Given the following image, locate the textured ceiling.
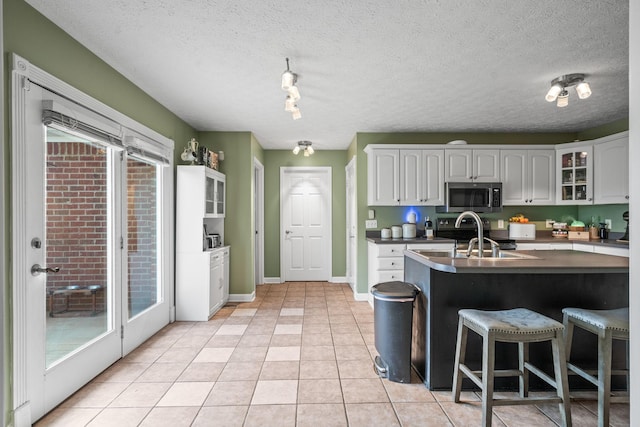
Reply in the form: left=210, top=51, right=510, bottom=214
left=24, top=0, right=629, bottom=150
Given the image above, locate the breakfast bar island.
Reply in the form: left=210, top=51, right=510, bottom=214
left=404, top=249, right=629, bottom=391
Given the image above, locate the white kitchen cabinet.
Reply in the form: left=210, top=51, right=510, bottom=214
left=399, top=149, right=445, bottom=205
left=176, top=247, right=230, bottom=321
left=556, top=144, right=593, bottom=205
left=221, top=246, right=230, bottom=304
left=367, top=241, right=455, bottom=306
left=367, top=149, right=400, bottom=205
left=367, top=242, right=405, bottom=305
left=367, top=148, right=444, bottom=206
left=177, top=165, right=225, bottom=219
left=516, top=242, right=573, bottom=250
left=593, top=133, right=629, bottom=204
left=501, top=149, right=555, bottom=205
left=445, top=149, right=500, bottom=182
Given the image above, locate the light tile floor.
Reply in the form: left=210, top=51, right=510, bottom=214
left=36, top=282, right=630, bottom=426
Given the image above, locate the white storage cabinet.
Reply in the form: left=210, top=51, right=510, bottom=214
left=444, top=149, right=500, bottom=182
left=501, top=149, right=555, bottom=205
left=593, top=132, right=629, bottom=204
left=176, top=166, right=230, bottom=321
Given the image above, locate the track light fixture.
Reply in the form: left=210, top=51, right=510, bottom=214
left=281, top=58, right=301, bottom=120
left=293, top=140, right=314, bottom=156
left=545, top=73, right=592, bottom=107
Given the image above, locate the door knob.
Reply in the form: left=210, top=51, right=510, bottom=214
left=31, top=264, right=61, bottom=276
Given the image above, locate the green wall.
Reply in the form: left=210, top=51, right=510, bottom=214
left=197, top=132, right=258, bottom=295
left=263, top=150, right=348, bottom=279
left=3, top=0, right=197, bottom=424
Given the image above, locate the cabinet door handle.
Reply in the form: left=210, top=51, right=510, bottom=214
left=626, top=195, right=630, bottom=199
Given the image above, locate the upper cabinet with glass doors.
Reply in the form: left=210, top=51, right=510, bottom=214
left=178, top=166, right=226, bottom=218
left=556, top=144, right=593, bottom=205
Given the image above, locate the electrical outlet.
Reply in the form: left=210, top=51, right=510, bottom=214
left=497, top=219, right=505, bottom=229
left=605, top=219, right=612, bottom=229
left=546, top=219, right=555, bottom=229
left=365, top=220, right=378, bottom=229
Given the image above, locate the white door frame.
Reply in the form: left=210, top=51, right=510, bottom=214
left=280, top=167, right=332, bottom=282
left=0, top=3, right=6, bottom=423
left=345, top=157, right=357, bottom=293
left=254, top=158, right=264, bottom=286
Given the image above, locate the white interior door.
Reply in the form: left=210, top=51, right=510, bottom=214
left=346, top=158, right=357, bottom=290
left=281, top=167, right=332, bottom=281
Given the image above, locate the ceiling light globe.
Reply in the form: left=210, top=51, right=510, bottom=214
left=575, top=81, right=592, bottom=99
left=288, top=85, right=300, bottom=101
left=285, top=97, right=296, bottom=112
left=292, top=109, right=302, bottom=120
left=545, top=84, right=563, bottom=102
left=303, top=149, right=310, bottom=157
left=292, top=145, right=300, bottom=155
left=281, top=71, right=295, bottom=91
left=307, top=146, right=314, bottom=155
left=556, top=90, right=569, bottom=108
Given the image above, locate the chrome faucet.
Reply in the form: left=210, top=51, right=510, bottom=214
left=455, top=211, right=485, bottom=258
left=467, top=237, right=500, bottom=258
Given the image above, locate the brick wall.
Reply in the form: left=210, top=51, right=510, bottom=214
left=127, top=158, right=158, bottom=316
left=46, top=142, right=107, bottom=314
left=45, top=143, right=160, bottom=316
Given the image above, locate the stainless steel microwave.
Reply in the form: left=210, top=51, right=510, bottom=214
left=436, top=182, right=503, bottom=213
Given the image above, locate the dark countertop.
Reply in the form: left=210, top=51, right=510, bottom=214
left=366, top=236, right=455, bottom=244
left=404, top=249, right=629, bottom=274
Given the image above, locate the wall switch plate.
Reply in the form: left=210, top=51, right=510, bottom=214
left=546, top=219, right=554, bottom=228
left=605, top=219, right=612, bottom=229
left=497, top=219, right=505, bottom=229
left=368, top=209, right=375, bottom=219
left=365, top=220, right=378, bottom=229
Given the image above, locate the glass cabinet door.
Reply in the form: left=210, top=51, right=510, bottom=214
left=205, top=175, right=215, bottom=214
left=216, top=179, right=225, bottom=216
left=559, top=149, right=590, bottom=202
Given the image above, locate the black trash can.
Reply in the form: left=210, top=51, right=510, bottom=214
left=371, top=281, right=419, bottom=383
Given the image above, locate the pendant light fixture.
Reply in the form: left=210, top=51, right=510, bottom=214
left=281, top=58, right=302, bottom=120
left=544, top=73, right=592, bottom=107
left=293, top=140, right=314, bottom=156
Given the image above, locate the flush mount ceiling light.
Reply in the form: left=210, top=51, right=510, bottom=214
left=293, top=140, right=314, bottom=156
left=545, top=73, right=592, bottom=107
left=281, top=58, right=301, bottom=120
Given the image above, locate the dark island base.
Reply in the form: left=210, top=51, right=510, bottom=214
left=405, top=256, right=629, bottom=391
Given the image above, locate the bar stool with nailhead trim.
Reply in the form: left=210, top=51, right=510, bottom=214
left=563, top=307, right=629, bottom=427
left=452, top=308, right=572, bottom=427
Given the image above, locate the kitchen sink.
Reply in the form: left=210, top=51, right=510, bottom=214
left=411, top=249, right=539, bottom=260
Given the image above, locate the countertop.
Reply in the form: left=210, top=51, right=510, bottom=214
left=366, top=234, right=628, bottom=249
left=404, top=249, right=629, bottom=274
left=366, top=236, right=455, bottom=244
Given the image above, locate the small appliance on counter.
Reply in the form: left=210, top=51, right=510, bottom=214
left=509, top=223, right=536, bottom=240
left=618, top=211, right=629, bottom=242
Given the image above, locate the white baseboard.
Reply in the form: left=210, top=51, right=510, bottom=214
left=263, top=277, right=282, bottom=284
left=353, top=292, right=369, bottom=302
left=330, top=276, right=347, bottom=283
left=229, top=292, right=255, bottom=302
